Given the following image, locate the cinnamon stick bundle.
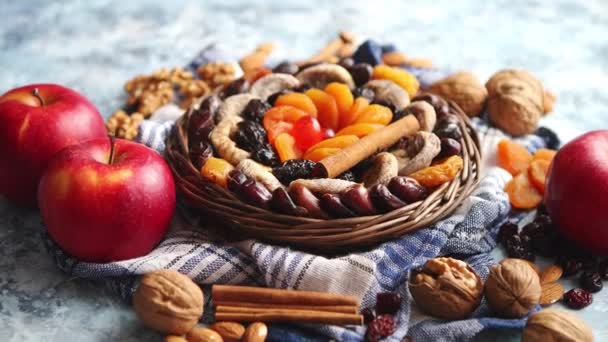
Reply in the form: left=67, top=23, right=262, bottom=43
left=212, top=285, right=359, bottom=306
left=216, top=311, right=363, bottom=326
left=215, top=302, right=358, bottom=314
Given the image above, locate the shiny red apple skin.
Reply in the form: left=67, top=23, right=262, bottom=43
left=545, top=130, right=608, bottom=256
left=0, top=83, right=106, bottom=207
left=38, top=138, right=176, bottom=262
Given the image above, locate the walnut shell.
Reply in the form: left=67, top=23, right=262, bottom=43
left=485, top=69, right=544, bottom=136
left=409, top=257, right=483, bottom=320
left=485, top=258, right=541, bottom=318
left=523, top=309, right=593, bottom=342
left=133, top=270, right=204, bottom=334
left=427, top=71, right=487, bottom=117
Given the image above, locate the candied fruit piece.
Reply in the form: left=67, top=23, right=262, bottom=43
left=336, top=123, right=384, bottom=138
left=372, top=64, right=419, bottom=97
left=324, top=82, right=354, bottom=117
left=497, top=139, right=533, bottom=176
left=263, top=105, right=308, bottom=143
left=354, top=104, right=393, bottom=125
left=303, top=147, right=341, bottom=162
left=305, top=88, right=339, bottom=131
left=409, top=155, right=464, bottom=188
left=201, top=157, right=235, bottom=187
left=305, top=135, right=359, bottom=154
left=340, top=97, right=369, bottom=129
left=274, top=132, right=303, bottom=162
left=504, top=172, right=543, bottom=209
left=274, top=92, right=318, bottom=117
left=292, top=116, right=323, bottom=151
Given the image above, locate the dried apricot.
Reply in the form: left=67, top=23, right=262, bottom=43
left=336, top=123, right=384, bottom=137
left=274, top=92, right=318, bottom=117
left=201, top=157, right=235, bottom=187
left=372, top=65, right=419, bottom=97
left=409, top=155, right=464, bottom=188
left=340, top=97, right=369, bottom=129
left=528, top=159, right=551, bottom=194
left=263, top=105, right=308, bottom=143
left=532, top=148, right=557, bottom=163
left=505, top=172, right=543, bottom=209
left=303, top=147, right=341, bottom=162
left=324, top=82, right=354, bottom=117
left=497, top=139, right=533, bottom=176
left=274, top=132, right=303, bottom=162
left=353, top=104, right=393, bottom=125
left=305, top=135, right=359, bottom=154
left=305, top=88, right=339, bottom=131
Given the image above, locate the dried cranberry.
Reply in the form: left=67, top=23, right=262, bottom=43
left=559, top=258, right=582, bottom=277
left=434, top=123, right=462, bottom=140
left=272, top=61, right=299, bottom=75
left=497, top=221, right=518, bottom=245
left=361, top=307, right=376, bottom=324
left=562, top=288, right=593, bottom=309
left=580, top=271, right=603, bottom=293
left=376, top=292, right=401, bottom=315
left=365, top=314, right=396, bottom=342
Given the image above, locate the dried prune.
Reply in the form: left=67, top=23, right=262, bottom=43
left=340, top=185, right=377, bottom=216
left=272, top=61, right=299, bottom=75
left=349, top=63, right=373, bottom=87
left=376, top=292, right=401, bottom=316
left=189, top=139, right=214, bottom=170
left=533, top=214, right=552, bottom=228
left=351, top=87, right=375, bottom=102
left=272, top=159, right=317, bottom=185
left=580, top=271, right=603, bottom=293
left=270, top=188, right=307, bottom=216
left=242, top=99, right=271, bottom=122
left=188, top=104, right=215, bottom=142
left=234, top=120, right=268, bottom=152
left=221, top=78, right=249, bottom=98
left=437, top=138, right=462, bottom=159
left=237, top=179, right=272, bottom=209
left=434, top=123, right=462, bottom=140
left=497, top=221, right=518, bottom=245
left=369, top=184, right=407, bottom=213
left=387, top=176, right=428, bottom=203
left=505, top=235, right=535, bottom=261
left=563, top=288, right=593, bottom=309
left=412, top=93, right=450, bottom=120
left=320, top=193, right=356, bottom=218
left=251, top=145, right=280, bottom=167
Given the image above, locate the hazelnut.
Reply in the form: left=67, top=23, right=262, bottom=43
left=522, top=309, right=593, bottom=342
left=485, top=258, right=541, bottom=318
left=133, top=270, right=204, bottom=335
left=408, top=257, right=483, bottom=320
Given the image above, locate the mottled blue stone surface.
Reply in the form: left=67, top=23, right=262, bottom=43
left=1, top=1, right=607, bottom=341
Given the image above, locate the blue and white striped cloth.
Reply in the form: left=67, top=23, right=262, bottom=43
left=43, top=43, right=551, bottom=341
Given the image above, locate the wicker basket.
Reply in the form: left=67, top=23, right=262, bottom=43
left=166, top=101, right=481, bottom=254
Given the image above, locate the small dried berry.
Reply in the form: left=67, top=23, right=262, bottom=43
left=222, top=78, right=249, bottom=98
left=497, top=221, right=519, bottom=245
left=242, top=99, right=271, bottom=122
left=436, top=114, right=461, bottom=127
left=251, top=145, right=280, bottom=167
left=599, top=260, right=608, bottom=280
left=272, top=159, right=317, bottom=185
left=272, top=61, right=299, bottom=75
left=579, top=271, right=603, bottom=293
left=559, top=258, right=583, bottom=277
left=534, top=126, right=561, bottom=150
left=234, top=120, right=268, bottom=152
left=580, top=256, right=601, bottom=272
left=562, top=288, right=593, bottom=309
left=437, top=137, right=462, bottom=159
left=434, top=123, right=462, bottom=140
left=533, top=214, right=552, bottom=228
left=505, top=235, right=535, bottom=261
left=352, top=87, right=375, bottom=102
left=376, top=292, right=401, bottom=316
left=361, top=308, right=376, bottom=325
left=365, top=314, right=396, bottom=342
left=350, top=63, right=373, bottom=87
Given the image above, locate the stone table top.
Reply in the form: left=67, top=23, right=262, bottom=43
left=1, top=0, right=607, bottom=341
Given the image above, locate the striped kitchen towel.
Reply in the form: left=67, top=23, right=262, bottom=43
left=43, top=41, right=557, bottom=341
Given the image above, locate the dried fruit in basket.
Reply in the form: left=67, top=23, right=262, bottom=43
left=291, top=116, right=324, bottom=151
left=497, top=139, right=533, bottom=176
left=340, top=97, right=369, bottom=129
left=372, top=64, right=419, bottom=98
left=303, top=147, right=341, bottom=162
left=504, top=172, right=543, bottom=209
left=336, top=123, right=384, bottom=138
left=353, top=104, right=393, bottom=125
left=324, top=82, right=354, bottom=117
left=201, top=157, right=235, bottom=187
left=305, top=88, right=340, bottom=130
left=409, top=155, right=464, bottom=188
left=274, top=92, right=318, bottom=117
left=306, top=135, right=359, bottom=154
left=263, top=105, right=308, bottom=143
left=274, top=132, right=303, bottom=161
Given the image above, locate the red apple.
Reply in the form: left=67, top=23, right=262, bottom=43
left=545, top=130, right=608, bottom=256
left=0, top=83, right=106, bottom=207
left=38, top=137, right=176, bottom=262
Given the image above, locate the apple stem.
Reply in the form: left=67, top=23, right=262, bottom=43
left=31, top=88, right=45, bottom=106
left=108, top=135, right=116, bottom=165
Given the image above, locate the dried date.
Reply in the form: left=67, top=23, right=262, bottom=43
left=189, top=139, right=214, bottom=170
left=320, top=193, right=356, bottom=218
left=288, top=183, right=329, bottom=219
left=237, top=179, right=272, bottom=209
left=340, top=185, right=377, bottom=216
left=369, top=184, right=407, bottom=213
left=387, top=176, right=428, bottom=203
left=270, top=188, right=307, bottom=216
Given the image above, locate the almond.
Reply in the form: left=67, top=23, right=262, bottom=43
left=243, top=322, right=268, bottom=342
left=210, top=322, right=245, bottom=342
left=186, top=327, right=223, bottom=342
left=540, top=264, right=563, bottom=284
left=382, top=52, right=408, bottom=66
left=540, top=282, right=565, bottom=306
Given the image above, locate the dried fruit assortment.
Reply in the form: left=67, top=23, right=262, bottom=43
left=183, top=51, right=469, bottom=219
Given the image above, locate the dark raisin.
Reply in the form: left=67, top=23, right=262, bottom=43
left=338, top=57, right=355, bottom=69
left=272, top=159, right=317, bottom=185
left=221, top=78, right=249, bottom=98
left=352, top=87, right=375, bottom=101
left=579, top=271, right=603, bottom=293
left=272, top=61, right=299, bottom=75
left=497, top=221, right=519, bottom=245
left=505, top=235, right=535, bottom=261
left=412, top=93, right=451, bottom=120
left=581, top=256, right=601, bottom=272
left=434, top=123, right=462, bottom=140
left=361, top=308, right=376, bottom=325
left=371, top=99, right=396, bottom=113
left=562, top=288, right=593, bottom=309
left=267, top=89, right=292, bottom=106
left=437, top=138, right=462, bottom=159
left=189, top=140, right=213, bottom=170
left=242, top=99, right=270, bottom=122
left=376, top=292, right=401, bottom=316
left=534, top=126, right=561, bottom=150
left=365, top=314, right=396, bottom=342
left=349, top=63, right=373, bottom=87
left=251, top=145, right=280, bottom=167
left=234, top=121, right=268, bottom=151
left=533, top=214, right=552, bottom=228
left=336, top=170, right=357, bottom=182
left=598, top=260, right=608, bottom=280
left=558, top=257, right=582, bottom=277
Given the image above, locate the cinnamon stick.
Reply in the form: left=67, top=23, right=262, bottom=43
left=314, top=114, right=420, bottom=178
left=212, top=285, right=359, bottom=306
left=215, top=303, right=358, bottom=314
left=215, top=310, right=363, bottom=326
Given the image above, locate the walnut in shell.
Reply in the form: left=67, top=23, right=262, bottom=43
left=409, top=257, right=483, bottom=320
left=485, top=258, right=541, bottom=318
left=427, top=71, right=487, bottom=117
left=485, top=69, right=544, bottom=136
left=522, top=309, right=593, bottom=342
left=133, top=270, right=204, bottom=334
